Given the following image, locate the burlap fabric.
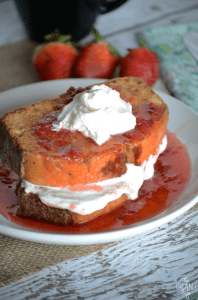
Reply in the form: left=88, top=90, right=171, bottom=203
left=0, top=40, right=113, bottom=287
left=0, top=234, right=112, bottom=287
left=0, top=40, right=39, bottom=93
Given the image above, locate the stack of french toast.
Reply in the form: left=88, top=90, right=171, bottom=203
left=0, top=77, right=169, bottom=224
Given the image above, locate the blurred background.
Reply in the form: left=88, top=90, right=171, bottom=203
left=1, top=0, right=198, bottom=55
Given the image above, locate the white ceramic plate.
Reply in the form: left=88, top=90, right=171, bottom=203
left=0, top=79, right=198, bottom=245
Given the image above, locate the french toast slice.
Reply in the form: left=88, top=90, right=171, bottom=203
left=16, top=181, right=128, bottom=224
left=0, top=77, right=169, bottom=189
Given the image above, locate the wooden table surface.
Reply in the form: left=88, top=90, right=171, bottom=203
left=0, top=0, right=198, bottom=299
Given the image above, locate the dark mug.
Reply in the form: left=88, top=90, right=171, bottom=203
left=14, top=0, right=128, bottom=42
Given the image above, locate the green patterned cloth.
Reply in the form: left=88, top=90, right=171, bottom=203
left=179, top=290, right=198, bottom=300
left=136, top=23, right=198, bottom=113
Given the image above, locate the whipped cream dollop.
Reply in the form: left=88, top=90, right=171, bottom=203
left=22, top=136, right=167, bottom=215
left=52, top=84, right=136, bottom=145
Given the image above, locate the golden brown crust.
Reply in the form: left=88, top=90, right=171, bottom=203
left=16, top=182, right=73, bottom=224
left=98, top=76, right=163, bottom=105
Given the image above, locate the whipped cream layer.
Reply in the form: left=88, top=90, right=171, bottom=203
left=22, top=136, right=167, bottom=215
left=52, top=84, right=136, bottom=145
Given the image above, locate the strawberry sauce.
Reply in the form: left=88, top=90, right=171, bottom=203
left=0, top=131, right=191, bottom=234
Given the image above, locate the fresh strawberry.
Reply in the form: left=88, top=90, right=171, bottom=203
left=74, top=29, right=120, bottom=78
left=119, top=47, right=160, bottom=86
left=32, top=31, right=78, bottom=81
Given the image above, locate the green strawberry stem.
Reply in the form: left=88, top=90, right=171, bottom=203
left=44, top=29, right=71, bottom=43
left=139, top=40, right=147, bottom=48
left=93, top=28, right=119, bottom=57
left=44, top=29, right=82, bottom=51
left=93, top=28, right=106, bottom=42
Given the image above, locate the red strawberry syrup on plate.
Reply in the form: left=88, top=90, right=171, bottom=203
left=0, top=131, right=191, bottom=234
